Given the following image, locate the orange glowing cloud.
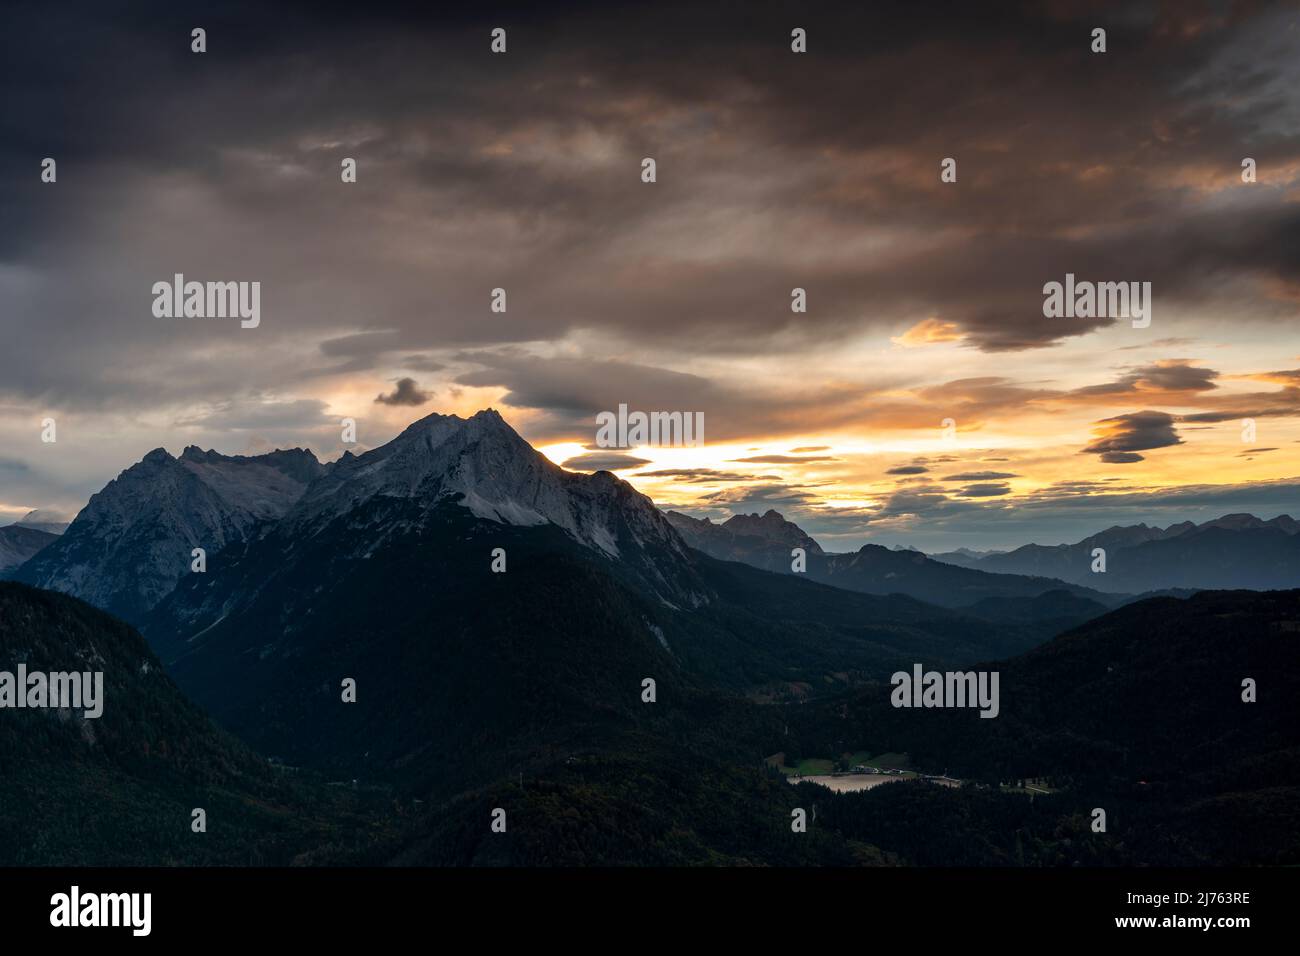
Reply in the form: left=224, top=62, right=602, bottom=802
left=891, top=318, right=965, bottom=348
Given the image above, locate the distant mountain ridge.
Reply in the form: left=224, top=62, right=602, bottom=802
left=13, top=445, right=326, bottom=623
left=663, top=509, right=823, bottom=574
left=12, top=509, right=70, bottom=535
left=930, top=513, right=1300, bottom=592
left=667, top=507, right=1300, bottom=596
left=0, top=524, right=59, bottom=573
left=665, top=508, right=1118, bottom=615
left=0, top=510, right=67, bottom=574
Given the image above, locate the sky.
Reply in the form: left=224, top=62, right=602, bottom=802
left=2, top=0, right=1299, bottom=552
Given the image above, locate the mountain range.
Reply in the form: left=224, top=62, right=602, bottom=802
left=667, top=507, right=1300, bottom=599
left=928, top=514, right=1300, bottom=591
left=139, top=411, right=1043, bottom=792
left=4, top=408, right=1299, bottom=865
left=16, top=424, right=1296, bottom=627
left=666, top=509, right=1120, bottom=640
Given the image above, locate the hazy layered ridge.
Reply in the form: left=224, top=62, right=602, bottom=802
left=0, top=524, right=58, bottom=573
left=931, top=514, right=1300, bottom=591
left=666, top=508, right=1120, bottom=624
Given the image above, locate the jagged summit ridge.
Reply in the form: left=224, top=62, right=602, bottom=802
left=721, top=509, right=825, bottom=554
left=291, top=408, right=690, bottom=563
left=15, top=410, right=712, bottom=618
left=14, top=444, right=325, bottom=622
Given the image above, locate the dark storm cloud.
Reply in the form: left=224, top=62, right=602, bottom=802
left=453, top=354, right=716, bottom=422
left=2, top=0, right=1299, bottom=418
left=311, top=332, right=448, bottom=378
left=452, top=351, right=884, bottom=441
left=1073, top=361, right=1219, bottom=397
left=374, top=377, right=432, bottom=406
left=1081, top=409, right=1183, bottom=463
left=885, top=465, right=929, bottom=475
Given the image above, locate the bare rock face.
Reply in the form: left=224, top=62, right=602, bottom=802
left=13, top=446, right=324, bottom=623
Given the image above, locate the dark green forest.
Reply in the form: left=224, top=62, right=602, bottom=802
left=5, top=574, right=1298, bottom=866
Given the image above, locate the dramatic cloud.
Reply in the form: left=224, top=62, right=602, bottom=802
left=1082, top=410, right=1183, bottom=463
left=2, top=0, right=1298, bottom=549
left=4, top=0, right=1299, bottom=414
left=375, top=378, right=432, bottom=407
left=891, top=319, right=964, bottom=348
left=1073, top=361, right=1219, bottom=397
